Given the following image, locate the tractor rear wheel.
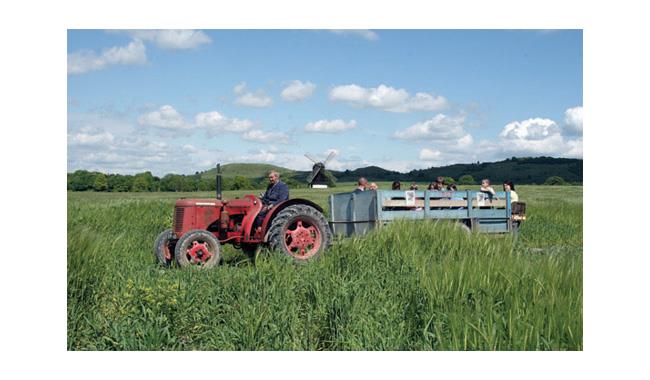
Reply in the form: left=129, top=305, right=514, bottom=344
left=174, top=229, right=221, bottom=269
left=267, top=205, right=331, bottom=261
left=154, top=229, right=177, bottom=267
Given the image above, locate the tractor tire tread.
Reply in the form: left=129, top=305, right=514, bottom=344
left=267, top=205, right=331, bottom=261
left=174, top=229, right=221, bottom=269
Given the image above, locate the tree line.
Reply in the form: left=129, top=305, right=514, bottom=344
left=67, top=170, right=304, bottom=192
left=68, top=169, right=572, bottom=193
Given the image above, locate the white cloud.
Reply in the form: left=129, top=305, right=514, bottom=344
left=233, top=82, right=247, bottom=95
left=120, top=30, right=211, bottom=49
left=281, top=80, right=316, bottom=101
left=394, top=114, right=468, bottom=141
left=329, top=30, right=379, bottom=41
left=68, top=39, right=147, bottom=75
left=495, top=117, right=583, bottom=158
left=329, top=84, right=448, bottom=112
left=137, top=105, right=190, bottom=130
left=194, top=111, right=253, bottom=133
left=500, top=118, right=560, bottom=140
left=234, top=91, right=273, bottom=108
left=304, top=119, right=357, bottom=133
left=68, top=131, right=115, bottom=146
left=242, top=130, right=290, bottom=144
left=418, top=148, right=442, bottom=161
left=564, top=106, right=583, bottom=135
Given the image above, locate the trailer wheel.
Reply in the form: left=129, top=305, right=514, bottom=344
left=456, top=222, right=471, bottom=234
left=267, top=205, right=331, bottom=261
left=174, top=229, right=221, bottom=269
left=154, top=229, right=177, bottom=267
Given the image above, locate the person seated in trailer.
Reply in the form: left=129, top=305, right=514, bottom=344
left=428, top=181, right=443, bottom=190
left=480, top=178, right=497, bottom=200
left=255, top=170, right=290, bottom=228
left=502, top=180, right=519, bottom=203
left=354, top=177, right=368, bottom=193
left=436, top=176, right=445, bottom=188
left=409, top=182, right=419, bottom=190
left=447, top=183, right=464, bottom=200
left=391, top=180, right=401, bottom=190
left=369, top=182, right=378, bottom=190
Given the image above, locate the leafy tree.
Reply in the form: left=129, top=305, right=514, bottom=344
left=160, top=174, right=184, bottom=192
left=544, top=176, right=567, bottom=185
left=324, top=171, right=337, bottom=187
left=231, top=176, right=254, bottom=190
left=198, top=178, right=216, bottom=191
left=443, top=176, right=455, bottom=185
left=132, top=176, right=149, bottom=192
left=458, top=175, right=475, bottom=185
left=283, top=177, right=301, bottom=189
left=93, top=173, right=108, bottom=191
left=68, top=170, right=94, bottom=191
left=108, top=174, right=132, bottom=192
left=132, top=172, right=155, bottom=192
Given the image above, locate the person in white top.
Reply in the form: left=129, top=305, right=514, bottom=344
left=502, top=180, right=519, bottom=203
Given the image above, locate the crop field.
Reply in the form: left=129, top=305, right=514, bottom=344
left=68, top=184, right=582, bottom=350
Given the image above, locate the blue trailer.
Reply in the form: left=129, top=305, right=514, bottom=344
left=328, top=189, right=525, bottom=237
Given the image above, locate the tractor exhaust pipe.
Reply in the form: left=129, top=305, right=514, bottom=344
left=216, top=163, right=222, bottom=200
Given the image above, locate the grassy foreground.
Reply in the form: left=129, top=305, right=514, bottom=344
left=67, top=184, right=582, bottom=350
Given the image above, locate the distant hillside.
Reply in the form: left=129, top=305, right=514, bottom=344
left=199, top=157, right=582, bottom=185
left=404, top=157, right=582, bottom=185
left=200, top=163, right=296, bottom=180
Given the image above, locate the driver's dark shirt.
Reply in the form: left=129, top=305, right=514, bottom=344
left=261, top=181, right=289, bottom=206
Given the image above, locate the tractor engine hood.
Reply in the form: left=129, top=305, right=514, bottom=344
left=175, top=199, right=224, bottom=208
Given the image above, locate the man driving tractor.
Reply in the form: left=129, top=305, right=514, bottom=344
left=256, top=170, right=289, bottom=227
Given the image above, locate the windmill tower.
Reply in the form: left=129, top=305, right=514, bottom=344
left=305, top=151, right=337, bottom=188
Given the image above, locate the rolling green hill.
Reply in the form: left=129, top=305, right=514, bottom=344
left=198, top=157, right=582, bottom=185
left=200, top=163, right=296, bottom=180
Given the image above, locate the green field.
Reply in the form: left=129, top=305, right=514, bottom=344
left=67, top=184, right=582, bottom=350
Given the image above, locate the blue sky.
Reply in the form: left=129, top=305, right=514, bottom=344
left=67, top=29, right=582, bottom=175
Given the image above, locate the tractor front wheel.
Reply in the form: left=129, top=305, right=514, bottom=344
left=267, top=205, right=331, bottom=261
left=154, top=229, right=177, bottom=267
left=174, top=229, right=221, bottom=269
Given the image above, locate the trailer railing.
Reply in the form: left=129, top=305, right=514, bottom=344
left=329, top=190, right=514, bottom=237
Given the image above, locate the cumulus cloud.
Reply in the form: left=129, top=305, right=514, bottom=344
left=242, top=130, right=290, bottom=144
left=418, top=148, right=442, bottom=161
left=564, top=106, right=583, bottom=135
left=137, top=105, right=190, bottom=130
left=394, top=114, right=468, bottom=141
left=329, top=30, right=379, bottom=41
left=122, top=30, right=212, bottom=49
left=68, top=131, right=115, bottom=146
left=500, top=118, right=560, bottom=140
left=329, top=84, right=448, bottom=112
left=137, top=106, right=256, bottom=137
left=281, top=80, right=316, bottom=101
left=235, top=92, right=273, bottom=108
left=232, top=83, right=273, bottom=108
left=68, top=39, right=147, bottom=75
left=496, top=117, right=582, bottom=157
left=194, top=111, right=253, bottom=133
left=304, top=119, right=357, bottom=133
left=233, top=82, right=247, bottom=95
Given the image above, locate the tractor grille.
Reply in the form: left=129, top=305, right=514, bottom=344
left=174, top=207, right=185, bottom=234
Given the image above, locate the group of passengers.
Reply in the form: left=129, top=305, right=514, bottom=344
left=354, top=176, right=519, bottom=203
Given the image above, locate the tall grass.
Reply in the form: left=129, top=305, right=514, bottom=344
left=67, top=186, right=582, bottom=350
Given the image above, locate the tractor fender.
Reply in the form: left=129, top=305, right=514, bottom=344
left=261, top=198, right=324, bottom=242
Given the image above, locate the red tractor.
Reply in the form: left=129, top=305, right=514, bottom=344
left=154, top=165, right=332, bottom=268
